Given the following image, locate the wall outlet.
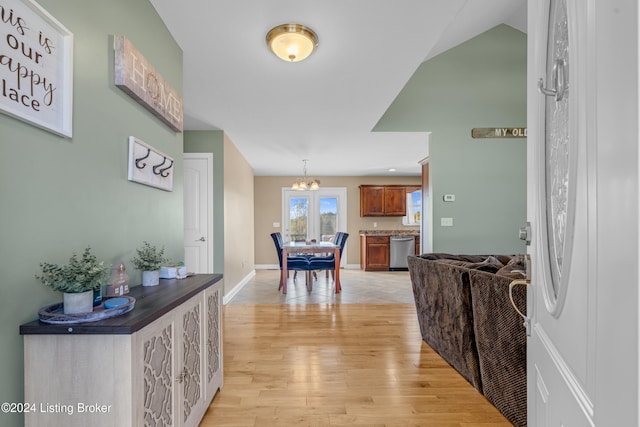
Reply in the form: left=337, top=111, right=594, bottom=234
left=273, top=222, right=280, bottom=228
left=443, top=194, right=455, bottom=202
left=373, top=222, right=377, bottom=228
left=441, top=217, right=453, bottom=227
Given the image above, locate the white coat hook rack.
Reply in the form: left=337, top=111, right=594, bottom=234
left=128, top=136, right=174, bottom=191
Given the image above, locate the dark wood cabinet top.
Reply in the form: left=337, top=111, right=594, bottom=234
left=19, top=274, right=223, bottom=336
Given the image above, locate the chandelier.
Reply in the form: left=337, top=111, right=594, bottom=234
left=292, top=159, right=320, bottom=190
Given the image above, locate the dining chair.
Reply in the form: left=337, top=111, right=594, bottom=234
left=308, top=232, right=349, bottom=283
left=298, top=232, right=341, bottom=279
left=270, top=232, right=310, bottom=291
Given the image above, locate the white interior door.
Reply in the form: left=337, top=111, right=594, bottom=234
left=525, top=1, right=638, bottom=425
left=183, top=153, right=213, bottom=273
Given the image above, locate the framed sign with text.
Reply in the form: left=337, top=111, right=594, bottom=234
left=0, top=0, right=74, bottom=137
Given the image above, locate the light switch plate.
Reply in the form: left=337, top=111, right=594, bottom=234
left=273, top=222, right=280, bottom=228
left=441, top=217, right=453, bottom=227
left=443, top=194, right=455, bottom=202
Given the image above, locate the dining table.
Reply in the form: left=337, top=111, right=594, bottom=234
left=280, top=241, right=341, bottom=294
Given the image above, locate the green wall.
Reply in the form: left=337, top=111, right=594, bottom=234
left=375, top=25, right=527, bottom=254
left=183, top=130, right=226, bottom=274
left=0, top=1, right=183, bottom=425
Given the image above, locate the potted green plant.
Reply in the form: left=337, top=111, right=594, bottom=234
left=36, top=247, right=109, bottom=314
left=131, top=241, right=168, bottom=286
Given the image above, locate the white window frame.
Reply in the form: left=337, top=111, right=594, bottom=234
left=282, top=187, right=348, bottom=261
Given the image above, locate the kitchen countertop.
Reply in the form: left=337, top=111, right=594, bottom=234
left=360, top=230, right=420, bottom=236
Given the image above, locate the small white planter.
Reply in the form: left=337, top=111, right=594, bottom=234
left=142, top=270, right=160, bottom=287
left=63, top=290, right=94, bottom=314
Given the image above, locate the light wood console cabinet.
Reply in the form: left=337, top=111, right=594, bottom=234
left=20, top=274, right=223, bottom=427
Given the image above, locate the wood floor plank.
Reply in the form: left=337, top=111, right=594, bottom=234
left=199, top=303, right=513, bottom=426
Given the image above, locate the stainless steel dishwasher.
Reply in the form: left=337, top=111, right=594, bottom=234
left=389, top=235, right=415, bottom=270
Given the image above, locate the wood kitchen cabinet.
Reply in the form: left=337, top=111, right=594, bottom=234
left=359, top=185, right=407, bottom=217
left=360, top=235, right=390, bottom=271
left=20, top=275, right=223, bottom=427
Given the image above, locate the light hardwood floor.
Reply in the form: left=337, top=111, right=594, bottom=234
left=200, top=270, right=512, bottom=426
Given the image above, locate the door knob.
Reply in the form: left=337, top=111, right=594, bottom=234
left=196, top=237, right=206, bottom=242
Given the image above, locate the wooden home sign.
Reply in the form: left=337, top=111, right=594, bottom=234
left=472, top=127, right=527, bottom=139
left=114, top=35, right=183, bottom=132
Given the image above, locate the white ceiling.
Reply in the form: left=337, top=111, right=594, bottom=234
left=149, top=0, right=527, bottom=177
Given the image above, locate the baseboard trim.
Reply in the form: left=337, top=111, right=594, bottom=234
left=256, top=264, right=362, bottom=270
left=223, top=270, right=256, bottom=304
left=255, top=264, right=279, bottom=270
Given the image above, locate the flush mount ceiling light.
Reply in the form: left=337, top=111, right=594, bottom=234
left=292, top=159, right=320, bottom=190
left=266, top=23, right=318, bottom=62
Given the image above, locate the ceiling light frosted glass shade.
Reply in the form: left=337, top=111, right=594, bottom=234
left=266, top=24, right=318, bottom=62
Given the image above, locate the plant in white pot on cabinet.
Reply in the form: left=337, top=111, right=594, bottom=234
left=131, top=241, right=168, bottom=286
left=36, top=247, right=109, bottom=314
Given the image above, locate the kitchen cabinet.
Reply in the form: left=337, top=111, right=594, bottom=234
left=359, top=185, right=409, bottom=217
left=20, top=274, right=223, bottom=427
left=360, top=185, right=385, bottom=216
left=360, top=235, right=390, bottom=271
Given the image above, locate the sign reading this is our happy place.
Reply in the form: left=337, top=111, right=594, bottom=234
left=0, top=0, right=74, bottom=137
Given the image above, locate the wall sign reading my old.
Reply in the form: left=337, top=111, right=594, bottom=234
left=471, top=128, right=527, bottom=139
left=114, top=35, right=183, bottom=132
left=0, top=0, right=73, bottom=137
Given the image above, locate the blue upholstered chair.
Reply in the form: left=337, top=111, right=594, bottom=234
left=308, top=232, right=349, bottom=282
left=270, top=232, right=311, bottom=290
left=295, top=232, right=340, bottom=278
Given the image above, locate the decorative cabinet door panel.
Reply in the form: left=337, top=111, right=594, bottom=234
left=204, top=284, right=223, bottom=402
left=179, top=295, right=204, bottom=427
left=133, top=293, right=209, bottom=427
left=135, top=313, right=177, bottom=427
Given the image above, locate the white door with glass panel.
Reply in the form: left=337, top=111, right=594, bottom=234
left=524, top=1, right=637, bottom=426
left=282, top=187, right=347, bottom=262
left=525, top=0, right=592, bottom=424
